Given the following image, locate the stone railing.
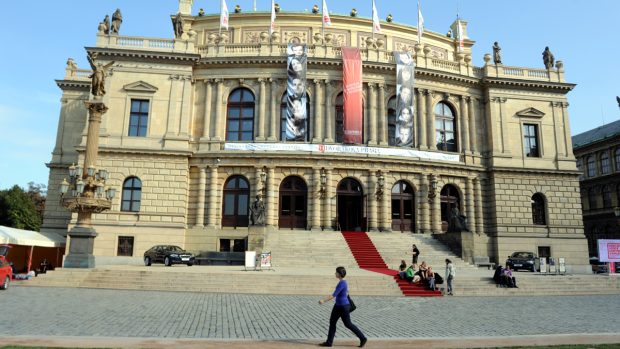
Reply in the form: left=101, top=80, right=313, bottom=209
left=64, top=68, right=91, bottom=80
left=92, top=33, right=566, bottom=84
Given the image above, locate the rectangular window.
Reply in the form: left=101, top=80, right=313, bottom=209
left=219, top=239, right=246, bottom=252
left=117, top=236, right=134, bottom=256
left=219, top=239, right=231, bottom=252
left=128, top=99, right=149, bottom=137
left=523, top=124, right=539, bottom=157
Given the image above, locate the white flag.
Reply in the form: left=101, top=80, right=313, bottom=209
left=457, top=19, right=464, bottom=52
left=220, top=0, right=229, bottom=30
left=322, top=0, right=332, bottom=26
left=270, top=0, right=277, bottom=35
left=372, top=0, right=382, bottom=34
left=417, top=0, right=424, bottom=43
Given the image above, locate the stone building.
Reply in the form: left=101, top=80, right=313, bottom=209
left=42, top=1, right=589, bottom=271
left=573, top=120, right=620, bottom=257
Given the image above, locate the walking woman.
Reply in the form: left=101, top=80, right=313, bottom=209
left=318, top=266, right=367, bottom=347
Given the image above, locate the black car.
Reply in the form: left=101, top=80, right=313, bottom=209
left=506, top=251, right=537, bottom=272
left=144, top=245, right=195, bottom=267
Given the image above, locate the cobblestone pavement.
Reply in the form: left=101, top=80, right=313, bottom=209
left=1, top=287, right=619, bottom=341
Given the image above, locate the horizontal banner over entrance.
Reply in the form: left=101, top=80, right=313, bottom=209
left=224, top=143, right=460, bottom=162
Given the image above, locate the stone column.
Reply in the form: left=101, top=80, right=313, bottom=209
left=368, top=171, right=378, bottom=231
left=195, top=166, right=206, bottom=227
left=368, top=83, right=377, bottom=145
left=468, top=97, right=477, bottom=153
left=207, top=166, right=218, bottom=228
left=165, top=76, right=180, bottom=137
left=561, top=102, right=573, bottom=157
left=324, top=80, right=334, bottom=143
left=213, top=79, right=224, bottom=141
left=417, top=89, right=427, bottom=150
left=312, top=168, right=321, bottom=229
left=474, top=178, right=483, bottom=234
left=419, top=173, right=430, bottom=233
left=378, top=84, right=387, bottom=145
left=268, top=79, right=278, bottom=141
left=202, top=79, right=212, bottom=140
left=465, top=177, right=475, bottom=233
left=267, top=167, right=277, bottom=227
left=431, top=178, right=442, bottom=233
left=426, top=91, right=436, bottom=150
left=381, top=175, right=391, bottom=232
left=459, top=96, right=470, bottom=154
left=324, top=169, right=334, bottom=229
left=313, top=79, right=323, bottom=142
left=257, top=78, right=267, bottom=141
left=179, top=76, right=192, bottom=137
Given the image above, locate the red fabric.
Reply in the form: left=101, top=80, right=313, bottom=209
left=342, top=48, right=363, bottom=144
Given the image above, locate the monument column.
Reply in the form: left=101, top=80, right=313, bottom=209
left=380, top=171, right=391, bottom=232
left=459, top=96, right=470, bottom=154
left=207, top=166, right=219, bottom=228
left=419, top=173, right=430, bottom=233
left=325, top=169, right=334, bottom=229
left=474, top=177, right=483, bottom=234
left=213, top=79, right=224, bottom=141
left=313, top=79, right=323, bottom=142
left=368, top=170, right=378, bottom=232
left=257, top=78, right=267, bottom=141
left=201, top=79, right=212, bottom=140
left=268, top=78, right=278, bottom=141
left=312, top=168, right=321, bottom=229
left=468, top=97, right=477, bottom=153
left=324, top=80, right=334, bottom=143
left=368, top=83, right=377, bottom=145
left=465, top=177, right=475, bottom=233
left=378, top=84, right=387, bottom=145
left=426, top=91, right=436, bottom=150
left=417, top=89, right=427, bottom=150
left=267, top=167, right=277, bottom=227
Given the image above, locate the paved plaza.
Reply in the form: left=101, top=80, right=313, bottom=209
left=1, top=286, right=620, bottom=348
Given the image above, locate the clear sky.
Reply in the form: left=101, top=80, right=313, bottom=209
left=0, top=0, right=618, bottom=190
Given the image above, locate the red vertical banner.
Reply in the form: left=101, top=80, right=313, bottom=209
left=342, top=47, right=363, bottom=144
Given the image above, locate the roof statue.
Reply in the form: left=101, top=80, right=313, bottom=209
left=87, top=53, right=115, bottom=98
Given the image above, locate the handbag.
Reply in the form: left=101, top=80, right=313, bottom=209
left=347, top=295, right=357, bottom=312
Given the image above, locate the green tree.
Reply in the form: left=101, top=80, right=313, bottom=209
left=0, top=185, right=43, bottom=231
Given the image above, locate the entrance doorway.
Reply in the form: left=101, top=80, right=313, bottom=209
left=278, top=176, right=308, bottom=229
left=391, top=181, right=415, bottom=232
left=337, top=178, right=364, bottom=231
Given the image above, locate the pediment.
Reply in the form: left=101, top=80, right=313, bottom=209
left=123, top=81, right=158, bottom=93
left=516, top=107, right=545, bottom=118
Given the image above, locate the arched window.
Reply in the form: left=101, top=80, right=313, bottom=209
left=280, top=93, right=311, bottom=141
left=387, top=96, right=397, bottom=146
left=602, top=185, right=612, bottom=208
left=435, top=102, right=457, bottom=152
left=121, top=177, right=142, bottom=212
left=615, top=149, right=620, bottom=172
left=587, top=156, right=596, bottom=177
left=226, top=88, right=255, bottom=141
left=531, top=193, right=546, bottom=225
left=588, top=188, right=597, bottom=210
left=601, top=152, right=610, bottom=175
left=335, top=92, right=364, bottom=144
left=222, top=176, right=250, bottom=227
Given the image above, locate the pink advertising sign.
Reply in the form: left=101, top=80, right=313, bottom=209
left=597, top=239, right=620, bottom=262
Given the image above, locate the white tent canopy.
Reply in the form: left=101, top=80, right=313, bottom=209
left=0, top=225, right=66, bottom=248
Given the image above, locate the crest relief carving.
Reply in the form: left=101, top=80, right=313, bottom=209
left=282, top=29, right=310, bottom=44
left=242, top=30, right=264, bottom=44
left=322, top=30, right=349, bottom=47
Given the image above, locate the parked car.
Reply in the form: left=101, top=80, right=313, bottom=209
left=0, top=245, right=13, bottom=290
left=506, top=251, right=538, bottom=272
left=589, top=257, right=608, bottom=274
left=144, top=245, right=195, bottom=267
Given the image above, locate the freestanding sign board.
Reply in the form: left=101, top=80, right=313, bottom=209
left=539, top=257, right=547, bottom=273
left=244, top=251, right=256, bottom=271
left=549, top=257, right=557, bottom=273
left=558, top=257, right=566, bottom=274
left=260, top=251, right=272, bottom=270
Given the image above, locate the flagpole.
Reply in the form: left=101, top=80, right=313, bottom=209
left=219, top=0, right=222, bottom=35
left=371, top=0, right=375, bottom=41
left=417, top=0, right=421, bottom=44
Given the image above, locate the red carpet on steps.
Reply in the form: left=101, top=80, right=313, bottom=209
left=342, top=231, right=442, bottom=297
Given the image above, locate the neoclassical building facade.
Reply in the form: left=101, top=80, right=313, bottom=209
left=42, top=2, right=589, bottom=271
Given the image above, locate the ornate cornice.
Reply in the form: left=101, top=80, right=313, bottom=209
left=482, top=77, right=575, bottom=92
left=86, top=47, right=200, bottom=64
left=55, top=79, right=90, bottom=91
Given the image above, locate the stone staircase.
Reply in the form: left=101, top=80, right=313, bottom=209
left=263, top=230, right=358, bottom=268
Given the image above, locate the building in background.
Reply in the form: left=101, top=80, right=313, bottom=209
left=573, top=120, right=620, bottom=257
left=41, top=1, right=589, bottom=271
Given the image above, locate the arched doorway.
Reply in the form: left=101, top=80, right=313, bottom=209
left=440, top=184, right=460, bottom=232
left=278, top=176, right=308, bottom=229
left=391, top=181, right=415, bottom=232
left=222, top=176, right=250, bottom=228
left=337, top=178, right=364, bottom=231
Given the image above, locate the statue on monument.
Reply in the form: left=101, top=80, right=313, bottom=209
left=249, top=195, right=266, bottom=226
left=542, top=46, right=555, bottom=70
left=448, top=206, right=470, bottom=233
left=99, top=15, right=110, bottom=34
left=173, top=12, right=184, bottom=39
left=111, top=9, right=123, bottom=34
left=492, top=42, right=502, bottom=64
left=87, top=53, right=115, bottom=98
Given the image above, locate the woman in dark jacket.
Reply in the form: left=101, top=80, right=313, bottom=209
left=411, top=244, right=420, bottom=264
left=318, top=266, right=367, bottom=347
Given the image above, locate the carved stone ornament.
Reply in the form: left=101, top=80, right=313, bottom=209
left=516, top=107, right=545, bottom=118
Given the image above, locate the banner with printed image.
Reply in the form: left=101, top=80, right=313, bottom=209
left=342, top=47, right=363, bottom=144
left=394, top=51, right=415, bottom=147
left=285, top=43, right=308, bottom=141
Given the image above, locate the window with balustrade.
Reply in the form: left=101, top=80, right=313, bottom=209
left=226, top=88, right=255, bottom=141
left=435, top=102, right=457, bottom=152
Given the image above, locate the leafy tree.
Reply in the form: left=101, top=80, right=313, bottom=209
left=0, top=184, right=43, bottom=231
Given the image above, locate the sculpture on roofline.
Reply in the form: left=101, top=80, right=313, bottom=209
left=542, top=46, right=554, bottom=70
left=492, top=42, right=502, bottom=64
left=87, top=53, right=115, bottom=98
left=111, top=9, right=123, bottom=34
left=173, top=12, right=184, bottom=38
